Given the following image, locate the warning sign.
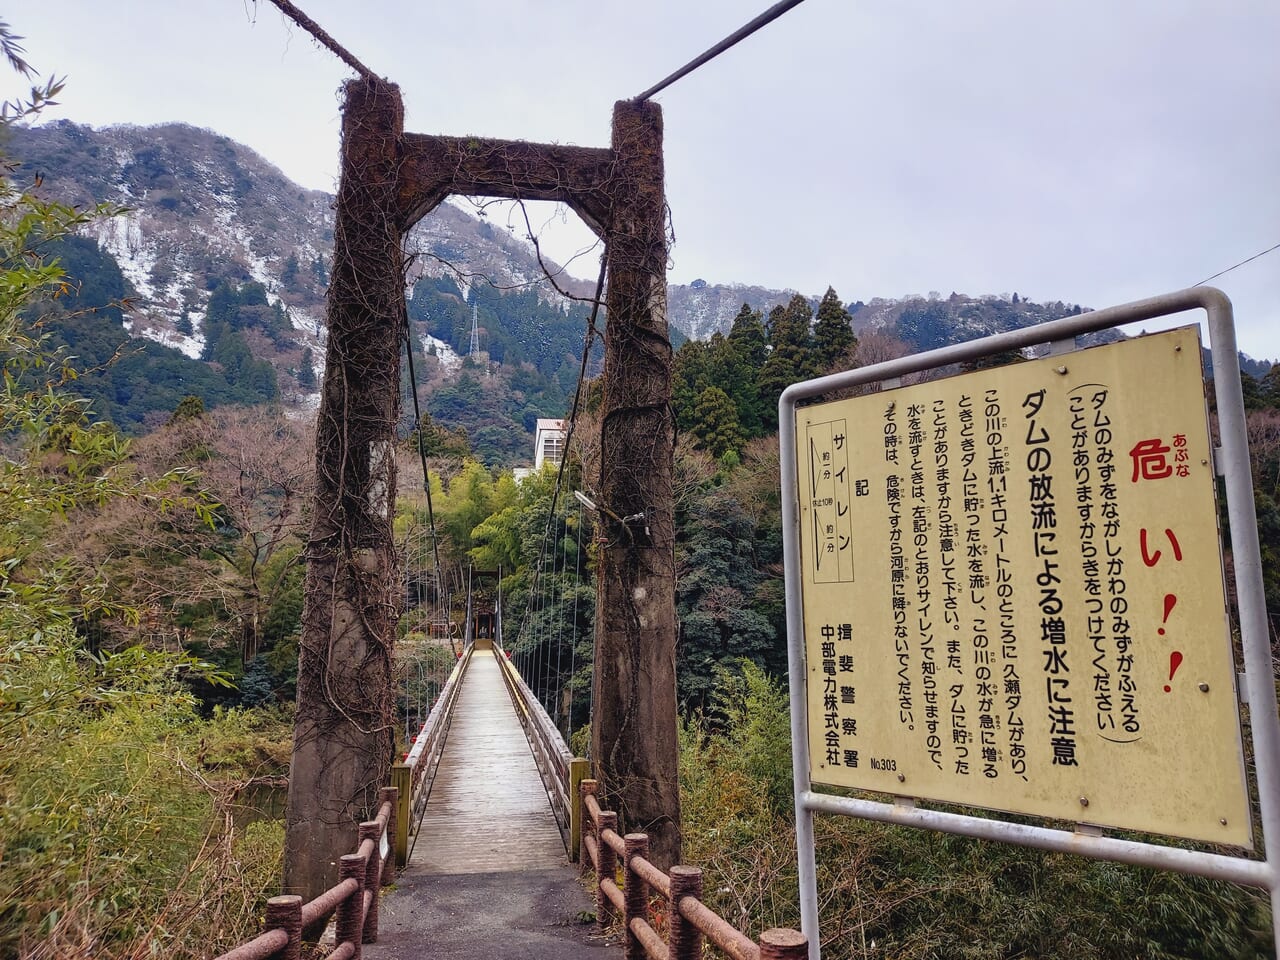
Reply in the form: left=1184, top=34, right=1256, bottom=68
left=795, top=326, right=1251, bottom=845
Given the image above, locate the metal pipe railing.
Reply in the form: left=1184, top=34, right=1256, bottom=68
left=222, top=646, right=804, bottom=960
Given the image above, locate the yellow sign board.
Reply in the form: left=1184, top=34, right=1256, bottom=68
left=796, top=327, right=1251, bottom=845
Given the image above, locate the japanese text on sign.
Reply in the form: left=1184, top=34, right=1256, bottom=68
left=795, top=327, right=1250, bottom=845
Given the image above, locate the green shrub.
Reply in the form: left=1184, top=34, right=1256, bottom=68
left=680, top=661, right=1272, bottom=960
left=0, top=630, right=289, bottom=958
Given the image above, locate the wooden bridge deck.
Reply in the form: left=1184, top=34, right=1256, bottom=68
left=370, top=649, right=611, bottom=958
left=410, top=648, right=567, bottom=874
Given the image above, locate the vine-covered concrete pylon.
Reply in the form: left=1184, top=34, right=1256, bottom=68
left=285, top=86, right=682, bottom=904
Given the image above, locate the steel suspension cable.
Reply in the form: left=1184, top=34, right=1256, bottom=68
left=402, top=313, right=446, bottom=624
left=553, top=512, right=568, bottom=727
left=566, top=498, right=586, bottom=739
left=515, top=252, right=607, bottom=661
left=543, top=517, right=560, bottom=712
left=402, top=311, right=459, bottom=745
left=634, top=0, right=809, bottom=101
left=537, top=531, right=553, bottom=705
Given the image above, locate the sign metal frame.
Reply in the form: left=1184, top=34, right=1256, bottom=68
left=779, top=288, right=1280, bottom=960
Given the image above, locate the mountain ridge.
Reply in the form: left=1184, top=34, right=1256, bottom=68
left=10, top=118, right=1273, bottom=445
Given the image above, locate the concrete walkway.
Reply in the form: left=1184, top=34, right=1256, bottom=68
left=369, top=650, right=613, bottom=959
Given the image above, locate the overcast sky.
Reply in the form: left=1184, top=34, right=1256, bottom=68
left=18, top=1, right=1280, bottom=360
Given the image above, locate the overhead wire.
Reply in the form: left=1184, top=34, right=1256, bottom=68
left=1194, top=240, right=1280, bottom=288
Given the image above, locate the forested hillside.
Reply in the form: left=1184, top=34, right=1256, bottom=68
left=15, top=119, right=1252, bottom=464
left=7, top=120, right=607, bottom=454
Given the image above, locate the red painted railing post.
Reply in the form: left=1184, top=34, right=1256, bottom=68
left=359, top=820, right=382, bottom=943
left=335, top=852, right=366, bottom=957
left=379, top=787, right=398, bottom=884
left=265, top=894, right=303, bottom=960
left=623, top=833, right=649, bottom=960
left=759, top=927, right=809, bottom=960
left=580, top=778, right=599, bottom=878
left=668, top=865, right=703, bottom=960
left=597, top=810, right=618, bottom=931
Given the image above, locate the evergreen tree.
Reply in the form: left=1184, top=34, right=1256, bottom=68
left=205, top=282, right=240, bottom=328
left=759, top=295, right=817, bottom=414
left=672, top=339, right=711, bottom=435
left=692, top=385, right=745, bottom=459
left=169, top=394, right=205, bottom=423
left=726, top=304, right=769, bottom=436
left=1262, top=364, right=1280, bottom=408
left=812, top=286, right=856, bottom=371
left=728, top=303, right=768, bottom=366
left=675, top=493, right=775, bottom=712
left=298, top=347, right=317, bottom=390
left=1241, top=373, right=1265, bottom=411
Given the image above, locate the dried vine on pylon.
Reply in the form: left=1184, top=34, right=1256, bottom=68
left=286, top=76, right=407, bottom=906
left=299, top=76, right=403, bottom=741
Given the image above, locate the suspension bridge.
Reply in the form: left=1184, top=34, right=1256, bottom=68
left=215, top=562, right=808, bottom=960
left=209, top=6, right=845, bottom=958
left=214, top=48, right=812, bottom=954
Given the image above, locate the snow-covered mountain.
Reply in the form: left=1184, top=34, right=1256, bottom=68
left=11, top=119, right=1175, bottom=403
left=11, top=120, right=604, bottom=379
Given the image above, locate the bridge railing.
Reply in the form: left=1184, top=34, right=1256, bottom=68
left=494, top=643, right=590, bottom=858
left=215, top=789, right=397, bottom=960
left=580, top=779, right=808, bottom=960
left=391, top=640, right=475, bottom=864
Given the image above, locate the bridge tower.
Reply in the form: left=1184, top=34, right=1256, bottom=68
left=286, top=77, right=681, bottom=905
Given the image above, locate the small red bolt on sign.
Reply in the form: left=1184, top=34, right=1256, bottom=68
left=1164, top=651, right=1184, bottom=693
